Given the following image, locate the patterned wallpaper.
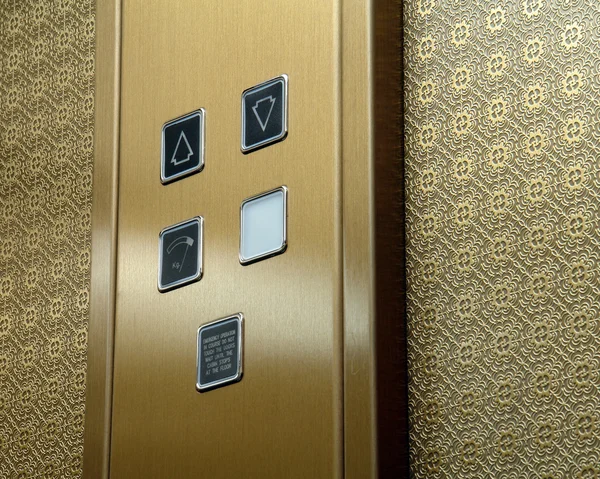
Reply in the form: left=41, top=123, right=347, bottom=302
left=0, top=0, right=95, bottom=477
left=404, top=0, right=600, bottom=477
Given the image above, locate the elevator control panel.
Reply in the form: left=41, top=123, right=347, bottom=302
left=158, top=75, right=289, bottom=293
left=241, top=75, right=288, bottom=153
left=158, top=77, right=290, bottom=392
left=158, top=217, right=203, bottom=292
left=196, top=314, right=244, bottom=392
left=161, top=109, right=205, bottom=184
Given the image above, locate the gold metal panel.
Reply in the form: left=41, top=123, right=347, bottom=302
left=341, top=0, right=378, bottom=477
left=110, top=1, right=343, bottom=478
left=83, top=0, right=121, bottom=477
left=405, top=0, right=600, bottom=476
left=0, top=1, right=96, bottom=477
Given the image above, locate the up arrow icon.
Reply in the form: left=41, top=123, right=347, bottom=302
left=161, top=109, right=205, bottom=184
left=171, top=131, right=194, bottom=166
left=252, top=96, right=276, bottom=132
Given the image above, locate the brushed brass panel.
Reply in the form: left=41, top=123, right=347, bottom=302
left=110, top=1, right=343, bottom=478
left=342, top=3, right=409, bottom=476
left=83, top=0, right=121, bottom=478
left=341, top=0, right=378, bottom=477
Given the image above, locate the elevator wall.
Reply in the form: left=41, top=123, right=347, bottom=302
left=405, top=0, right=600, bottom=476
left=0, top=1, right=96, bottom=477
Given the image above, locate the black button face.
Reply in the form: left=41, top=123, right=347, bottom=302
left=158, top=217, right=203, bottom=292
left=161, top=110, right=205, bottom=184
left=241, top=75, right=288, bottom=153
left=196, top=314, right=243, bottom=392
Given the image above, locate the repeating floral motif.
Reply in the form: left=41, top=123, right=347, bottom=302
left=405, top=0, right=600, bottom=476
left=0, top=0, right=95, bottom=477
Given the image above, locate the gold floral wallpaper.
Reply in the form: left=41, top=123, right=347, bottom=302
left=0, top=0, right=95, bottom=477
left=404, top=0, right=600, bottom=476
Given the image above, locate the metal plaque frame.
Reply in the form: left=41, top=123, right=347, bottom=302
left=241, top=75, right=288, bottom=153
left=157, top=216, right=204, bottom=292
left=239, top=186, right=288, bottom=265
left=196, top=313, right=244, bottom=392
left=160, top=109, right=206, bottom=184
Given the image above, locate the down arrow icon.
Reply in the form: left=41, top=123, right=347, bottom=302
left=252, top=95, right=276, bottom=132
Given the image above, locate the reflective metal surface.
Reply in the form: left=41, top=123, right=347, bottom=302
left=83, top=1, right=121, bottom=477
left=110, top=0, right=344, bottom=477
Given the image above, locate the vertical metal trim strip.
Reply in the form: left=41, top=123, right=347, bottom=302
left=334, top=1, right=345, bottom=478
left=341, top=0, right=378, bottom=477
left=82, top=0, right=122, bottom=477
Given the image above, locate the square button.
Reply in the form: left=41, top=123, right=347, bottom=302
left=239, top=187, right=288, bottom=265
left=161, top=109, right=205, bottom=184
left=241, top=75, right=288, bottom=153
left=158, top=217, right=203, bottom=292
left=196, top=313, right=244, bottom=392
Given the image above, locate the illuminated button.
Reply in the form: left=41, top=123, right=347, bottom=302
left=241, top=75, right=288, bottom=153
left=239, top=186, right=288, bottom=265
left=158, top=217, right=203, bottom=292
left=161, top=109, right=205, bottom=184
left=196, top=313, right=244, bottom=392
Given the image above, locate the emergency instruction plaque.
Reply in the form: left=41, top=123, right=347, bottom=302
left=196, top=314, right=243, bottom=392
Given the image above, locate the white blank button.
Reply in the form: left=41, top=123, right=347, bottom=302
left=240, top=187, right=288, bottom=265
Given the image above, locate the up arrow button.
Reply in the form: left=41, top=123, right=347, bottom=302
left=161, top=109, right=205, bottom=184
left=241, top=75, right=288, bottom=153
